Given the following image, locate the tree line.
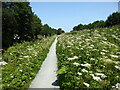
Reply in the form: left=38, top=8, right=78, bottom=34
left=2, top=2, right=64, bottom=47
left=72, top=12, right=120, bottom=31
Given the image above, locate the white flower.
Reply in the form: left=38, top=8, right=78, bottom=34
left=73, top=62, right=80, bottom=66
left=81, top=63, right=91, bottom=67
left=23, top=56, right=29, bottom=58
left=95, top=73, right=107, bottom=78
left=83, top=82, right=90, bottom=87
left=110, top=55, right=119, bottom=58
left=115, top=65, right=120, bottom=70
left=0, top=61, right=8, bottom=65
left=81, top=69, right=88, bottom=73
left=102, top=49, right=108, bottom=52
left=90, top=44, right=94, bottom=47
left=90, top=58, right=95, bottom=60
left=76, top=77, right=80, bottom=80
left=19, top=70, right=23, bottom=72
left=77, top=72, right=82, bottom=76
left=67, top=46, right=71, bottom=47
left=112, top=86, right=115, bottom=88
left=90, top=74, right=101, bottom=81
left=115, top=83, right=120, bottom=88
left=68, top=56, right=78, bottom=60
left=11, top=76, right=14, bottom=78
left=88, top=46, right=93, bottom=49
left=27, top=48, right=33, bottom=50
left=95, top=73, right=104, bottom=76
left=100, top=52, right=105, bottom=55
left=73, top=56, right=78, bottom=59
left=89, top=71, right=93, bottom=73
left=113, top=61, right=120, bottom=64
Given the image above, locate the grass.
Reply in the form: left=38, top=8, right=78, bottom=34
left=56, top=26, right=120, bottom=89
left=2, top=36, right=56, bottom=89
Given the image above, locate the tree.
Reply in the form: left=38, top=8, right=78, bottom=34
left=32, top=14, right=42, bottom=39
left=2, top=2, right=35, bottom=47
left=57, top=28, right=64, bottom=35
left=40, top=24, right=50, bottom=37
left=105, top=12, right=120, bottom=27
left=2, top=2, right=18, bottom=47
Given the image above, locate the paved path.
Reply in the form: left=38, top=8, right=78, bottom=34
left=29, top=37, right=60, bottom=89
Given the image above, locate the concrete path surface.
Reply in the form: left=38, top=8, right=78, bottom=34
left=29, top=37, right=60, bottom=89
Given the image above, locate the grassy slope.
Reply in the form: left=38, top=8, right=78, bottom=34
left=56, top=26, right=120, bottom=89
left=2, top=36, right=56, bottom=89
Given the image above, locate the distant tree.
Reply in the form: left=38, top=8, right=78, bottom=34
left=105, top=12, right=120, bottom=27
left=73, top=24, right=84, bottom=31
left=40, top=24, right=50, bottom=37
left=71, top=12, right=120, bottom=32
left=57, top=28, right=64, bottom=35
left=92, top=20, right=105, bottom=29
left=32, top=14, right=42, bottom=39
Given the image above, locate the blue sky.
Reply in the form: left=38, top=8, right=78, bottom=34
left=30, top=2, right=118, bottom=32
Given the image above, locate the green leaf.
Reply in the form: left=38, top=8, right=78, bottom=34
left=56, top=66, right=68, bottom=75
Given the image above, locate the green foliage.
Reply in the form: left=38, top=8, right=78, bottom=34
left=57, top=26, right=120, bottom=89
left=106, top=12, right=120, bottom=27
left=73, top=20, right=105, bottom=31
left=2, top=36, right=56, bottom=89
left=2, top=2, right=64, bottom=47
left=57, top=28, right=64, bottom=35
left=2, top=2, right=34, bottom=46
left=72, top=12, right=120, bottom=31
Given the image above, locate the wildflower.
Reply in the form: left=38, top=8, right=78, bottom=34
left=90, top=74, right=101, bottom=81
left=27, top=48, right=33, bottom=50
left=68, top=56, right=78, bottom=60
left=81, top=63, right=91, bottom=67
left=110, top=55, right=119, bottom=58
left=83, top=82, right=90, bottom=87
left=76, top=77, right=80, bottom=80
left=19, top=70, right=23, bottom=72
left=73, top=62, right=80, bottom=66
left=0, top=61, right=8, bottom=65
left=113, top=61, right=120, bottom=64
left=116, top=76, right=119, bottom=78
left=23, top=56, right=29, bottom=58
left=67, top=46, right=71, bottom=47
left=95, top=73, right=107, bottom=78
left=102, top=49, right=108, bottom=52
left=81, top=69, right=88, bottom=73
left=90, top=58, right=95, bottom=60
left=115, top=65, right=120, bottom=70
left=11, top=76, right=14, bottom=78
left=100, top=52, right=105, bottom=55
left=90, top=44, right=94, bottom=47
left=115, top=83, right=120, bottom=88
left=112, top=86, right=115, bottom=88
left=77, top=72, right=82, bottom=76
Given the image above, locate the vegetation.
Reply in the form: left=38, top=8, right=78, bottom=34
left=57, top=26, right=120, bottom=89
left=1, top=2, right=120, bottom=90
left=2, top=2, right=64, bottom=89
left=2, top=36, right=56, bottom=89
left=72, top=12, right=120, bottom=31
left=2, top=2, right=64, bottom=48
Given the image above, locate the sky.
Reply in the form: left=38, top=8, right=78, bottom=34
left=30, top=2, right=118, bottom=32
